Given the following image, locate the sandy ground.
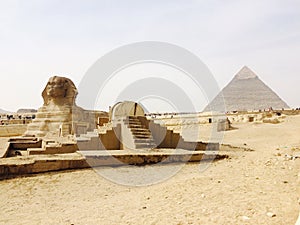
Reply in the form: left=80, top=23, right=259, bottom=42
left=0, top=115, right=300, bottom=225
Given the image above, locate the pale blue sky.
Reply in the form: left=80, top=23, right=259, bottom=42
left=0, top=0, right=299, bottom=112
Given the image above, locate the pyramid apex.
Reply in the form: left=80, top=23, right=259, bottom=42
left=234, top=66, right=258, bottom=80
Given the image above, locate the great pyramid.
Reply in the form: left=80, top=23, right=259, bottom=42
left=204, top=66, right=289, bottom=112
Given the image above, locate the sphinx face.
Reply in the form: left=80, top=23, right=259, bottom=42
left=46, top=77, right=67, bottom=98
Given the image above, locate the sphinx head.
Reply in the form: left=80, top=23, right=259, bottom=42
left=42, top=76, right=78, bottom=106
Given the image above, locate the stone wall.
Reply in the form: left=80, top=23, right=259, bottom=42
left=0, top=125, right=28, bottom=137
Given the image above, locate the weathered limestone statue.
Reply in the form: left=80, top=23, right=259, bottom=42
left=42, top=76, right=78, bottom=109
left=25, top=76, right=84, bottom=137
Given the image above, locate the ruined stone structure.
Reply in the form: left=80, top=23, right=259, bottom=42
left=0, top=77, right=218, bottom=160
left=77, top=101, right=218, bottom=151
left=109, top=101, right=145, bottom=120
left=0, top=77, right=226, bottom=177
left=1, top=76, right=107, bottom=157
left=217, top=118, right=232, bottom=131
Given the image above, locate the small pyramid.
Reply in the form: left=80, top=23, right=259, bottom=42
left=204, top=66, right=289, bottom=112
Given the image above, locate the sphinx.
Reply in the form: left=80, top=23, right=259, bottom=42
left=42, top=76, right=78, bottom=108
left=25, top=76, right=87, bottom=137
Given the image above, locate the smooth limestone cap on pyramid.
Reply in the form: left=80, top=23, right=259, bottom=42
left=204, top=66, right=289, bottom=112
left=234, top=66, right=257, bottom=80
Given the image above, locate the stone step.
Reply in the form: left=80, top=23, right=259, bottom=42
left=128, top=127, right=148, bottom=131
left=131, top=131, right=151, bottom=135
left=134, top=138, right=155, bottom=143
left=133, top=134, right=152, bottom=139
left=135, top=143, right=156, bottom=149
left=76, top=137, right=91, bottom=142
left=133, top=132, right=151, bottom=136
left=124, top=117, right=140, bottom=121
left=130, top=127, right=148, bottom=130
left=127, top=122, right=143, bottom=126
left=27, top=148, right=45, bottom=155
left=128, top=116, right=140, bottom=119
left=127, top=117, right=140, bottom=121
left=130, top=127, right=150, bottom=131
left=87, top=131, right=98, bottom=135
left=124, top=121, right=141, bottom=125
left=85, top=132, right=99, bottom=137
left=125, top=117, right=140, bottom=120
left=128, top=125, right=147, bottom=129
left=80, top=134, right=98, bottom=139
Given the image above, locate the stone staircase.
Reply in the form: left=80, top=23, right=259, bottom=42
left=76, top=123, right=120, bottom=150
left=76, top=116, right=158, bottom=150
left=124, top=116, right=156, bottom=149
left=76, top=129, right=99, bottom=141
left=75, top=129, right=102, bottom=150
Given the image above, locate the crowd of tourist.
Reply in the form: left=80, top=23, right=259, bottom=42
left=0, top=114, right=36, bottom=126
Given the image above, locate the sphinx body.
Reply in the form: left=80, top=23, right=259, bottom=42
left=25, top=76, right=85, bottom=137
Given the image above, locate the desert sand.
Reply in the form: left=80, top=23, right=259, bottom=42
left=0, top=115, right=300, bottom=225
